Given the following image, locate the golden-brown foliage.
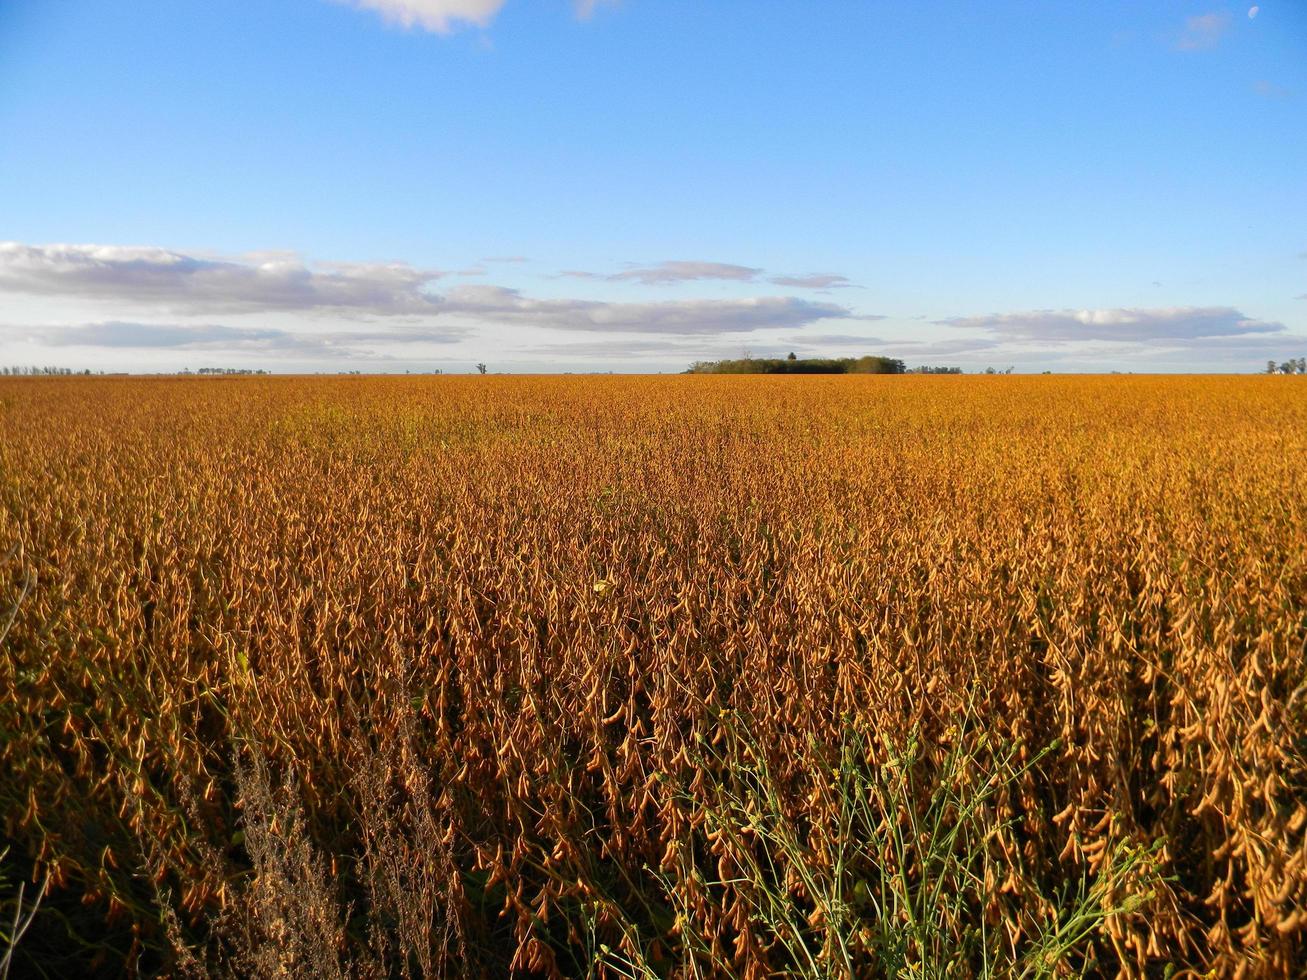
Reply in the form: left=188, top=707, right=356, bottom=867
left=0, top=374, right=1304, bottom=977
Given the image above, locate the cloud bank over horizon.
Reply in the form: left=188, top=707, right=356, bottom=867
left=1, top=241, right=1302, bottom=373
left=0, top=242, right=852, bottom=334
left=0, top=241, right=865, bottom=368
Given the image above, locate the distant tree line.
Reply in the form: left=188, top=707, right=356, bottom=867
left=1, top=366, right=90, bottom=376
left=1267, top=358, right=1306, bottom=375
left=688, top=354, right=908, bottom=375
left=2, top=367, right=280, bottom=377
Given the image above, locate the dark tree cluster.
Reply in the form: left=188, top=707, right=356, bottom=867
left=687, top=355, right=907, bottom=375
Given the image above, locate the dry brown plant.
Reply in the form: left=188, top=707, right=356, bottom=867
left=0, top=374, right=1303, bottom=977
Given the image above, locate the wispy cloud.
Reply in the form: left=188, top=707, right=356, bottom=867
left=561, top=260, right=859, bottom=290
left=437, top=285, right=849, bottom=333
left=777, top=332, right=886, bottom=347
left=1175, top=11, right=1230, bottom=51
left=1140, top=332, right=1307, bottom=368
left=338, top=0, right=611, bottom=33
left=782, top=334, right=999, bottom=357
left=338, top=0, right=507, bottom=33
left=768, top=273, right=855, bottom=289
left=521, top=336, right=718, bottom=357
left=40, top=322, right=303, bottom=349
left=25, top=321, right=467, bottom=355
left=563, top=260, right=763, bottom=285
left=574, top=0, right=618, bottom=21
left=940, top=306, right=1284, bottom=342
left=888, top=337, right=1003, bottom=357
left=0, top=242, right=445, bottom=315
left=1253, top=79, right=1291, bottom=99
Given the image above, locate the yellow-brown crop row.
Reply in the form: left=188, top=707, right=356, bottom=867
left=0, top=374, right=1304, bottom=977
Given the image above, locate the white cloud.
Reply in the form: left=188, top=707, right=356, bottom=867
left=941, top=306, right=1284, bottom=342
left=340, top=0, right=506, bottom=33
left=1175, top=12, right=1230, bottom=51
left=0, top=242, right=444, bottom=315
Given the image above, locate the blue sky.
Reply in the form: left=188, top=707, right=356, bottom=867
left=0, top=0, right=1304, bottom=373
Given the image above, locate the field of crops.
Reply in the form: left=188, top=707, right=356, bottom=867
left=1, top=375, right=1304, bottom=978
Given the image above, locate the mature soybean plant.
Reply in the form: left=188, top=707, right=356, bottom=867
left=1, top=374, right=1304, bottom=978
